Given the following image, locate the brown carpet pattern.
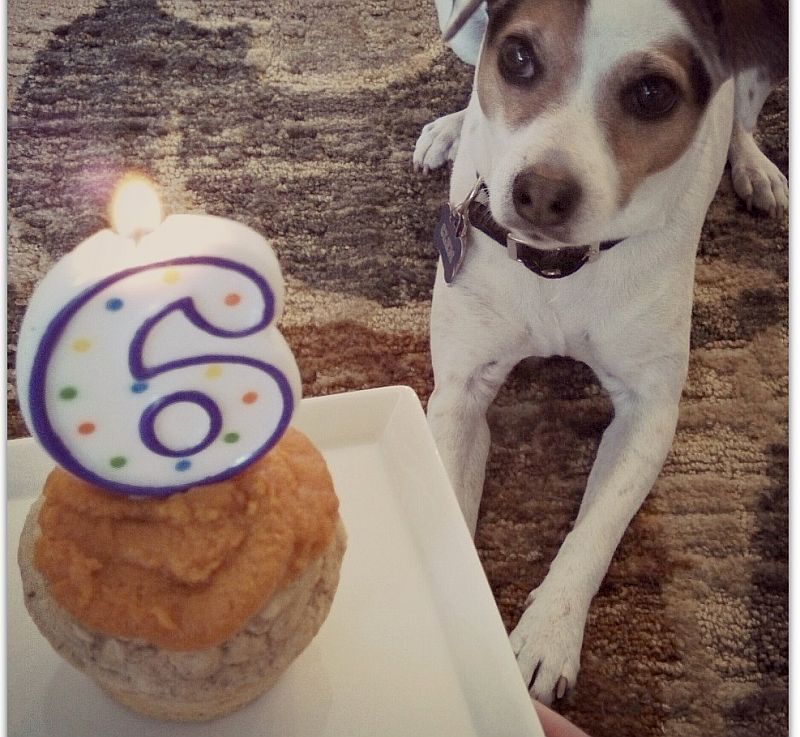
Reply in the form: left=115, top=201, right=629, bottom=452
left=7, top=2, right=788, bottom=735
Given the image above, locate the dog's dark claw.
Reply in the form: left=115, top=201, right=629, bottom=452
left=528, top=661, right=542, bottom=690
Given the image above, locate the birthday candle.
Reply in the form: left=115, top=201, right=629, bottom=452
left=16, top=176, right=301, bottom=497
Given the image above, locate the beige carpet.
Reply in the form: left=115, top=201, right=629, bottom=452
left=7, top=2, right=788, bottom=735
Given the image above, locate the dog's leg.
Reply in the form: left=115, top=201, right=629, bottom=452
left=427, top=351, right=517, bottom=535
left=510, top=365, right=684, bottom=705
left=728, top=69, right=788, bottom=217
left=413, top=108, right=466, bottom=174
left=427, top=277, right=528, bottom=535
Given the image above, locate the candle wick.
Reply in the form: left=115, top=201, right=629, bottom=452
left=126, top=224, right=157, bottom=243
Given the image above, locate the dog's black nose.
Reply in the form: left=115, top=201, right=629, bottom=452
left=512, top=166, right=582, bottom=228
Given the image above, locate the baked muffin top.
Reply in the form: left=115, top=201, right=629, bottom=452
left=34, top=427, right=339, bottom=651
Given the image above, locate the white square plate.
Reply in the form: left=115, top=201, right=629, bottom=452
left=7, top=386, right=544, bottom=737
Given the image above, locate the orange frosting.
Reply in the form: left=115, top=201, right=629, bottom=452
left=33, top=428, right=339, bottom=651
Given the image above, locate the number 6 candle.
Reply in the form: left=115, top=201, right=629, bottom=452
left=16, top=175, right=301, bottom=497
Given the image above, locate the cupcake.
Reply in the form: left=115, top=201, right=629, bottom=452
left=18, top=427, right=346, bottom=721
left=14, top=182, right=348, bottom=720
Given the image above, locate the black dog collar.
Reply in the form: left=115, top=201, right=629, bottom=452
left=434, top=178, right=624, bottom=283
left=470, top=182, right=624, bottom=278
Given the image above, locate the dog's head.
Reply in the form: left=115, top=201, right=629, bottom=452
left=447, top=0, right=787, bottom=246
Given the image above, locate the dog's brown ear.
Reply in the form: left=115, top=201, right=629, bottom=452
left=442, top=0, right=486, bottom=42
left=676, top=0, right=788, bottom=81
left=721, top=0, right=788, bottom=80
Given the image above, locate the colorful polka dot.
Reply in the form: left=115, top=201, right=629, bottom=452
left=223, top=432, right=240, bottom=444
left=175, top=459, right=191, bottom=472
left=162, top=269, right=181, bottom=284
left=224, top=293, right=241, bottom=306
left=77, top=422, right=96, bottom=435
left=106, top=298, right=124, bottom=311
left=72, top=338, right=91, bottom=352
left=110, top=456, right=127, bottom=469
left=59, top=386, right=78, bottom=400
left=131, top=381, right=149, bottom=394
left=242, top=391, right=258, bottom=404
left=204, top=365, right=223, bottom=379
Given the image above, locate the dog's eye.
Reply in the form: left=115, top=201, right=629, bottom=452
left=622, top=75, right=680, bottom=120
left=499, top=37, right=537, bottom=85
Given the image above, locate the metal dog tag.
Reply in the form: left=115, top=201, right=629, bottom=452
left=434, top=178, right=484, bottom=284
left=434, top=202, right=467, bottom=284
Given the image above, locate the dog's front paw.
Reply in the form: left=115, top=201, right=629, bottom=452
left=509, top=586, right=586, bottom=706
left=729, top=124, right=788, bottom=218
left=413, top=109, right=465, bottom=174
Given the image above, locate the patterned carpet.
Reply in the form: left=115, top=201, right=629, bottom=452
left=7, top=2, right=788, bottom=735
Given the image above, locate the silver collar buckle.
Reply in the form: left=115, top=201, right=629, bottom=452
left=506, top=234, right=593, bottom=280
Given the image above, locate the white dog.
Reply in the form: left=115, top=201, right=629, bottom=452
left=415, top=0, right=787, bottom=705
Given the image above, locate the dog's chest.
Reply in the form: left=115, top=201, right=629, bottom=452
left=463, top=240, right=616, bottom=359
left=457, top=224, right=690, bottom=373
left=523, top=280, right=613, bottom=361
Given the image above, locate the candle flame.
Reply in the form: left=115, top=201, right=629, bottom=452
left=110, top=175, right=163, bottom=239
